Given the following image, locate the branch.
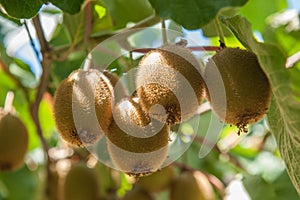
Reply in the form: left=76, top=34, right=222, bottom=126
left=131, top=46, right=220, bottom=53
left=31, top=14, right=53, bottom=198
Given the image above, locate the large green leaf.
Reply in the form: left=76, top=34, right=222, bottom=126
left=0, top=0, right=43, bottom=19
left=222, top=15, right=300, bottom=195
left=149, top=0, right=248, bottom=30
left=50, top=0, right=84, bottom=14
left=102, top=0, right=153, bottom=29
left=239, top=0, right=287, bottom=32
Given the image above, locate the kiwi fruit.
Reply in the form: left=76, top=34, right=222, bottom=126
left=63, top=163, right=100, bottom=200
left=103, top=70, right=127, bottom=103
left=136, top=166, right=175, bottom=193
left=204, top=47, right=271, bottom=134
left=53, top=69, right=114, bottom=147
left=106, top=97, right=170, bottom=177
left=136, top=44, right=205, bottom=125
left=170, top=171, right=215, bottom=200
left=121, top=187, right=154, bottom=200
left=0, top=111, right=28, bottom=171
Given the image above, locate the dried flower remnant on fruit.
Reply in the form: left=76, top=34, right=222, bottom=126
left=204, top=47, right=271, bottom=134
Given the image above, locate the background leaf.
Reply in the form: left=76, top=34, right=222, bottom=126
left=0, top=0, right=43, bottom=19
left=149, top=0, right=248, bottom=30
left=102, top=0, right=153, bottom=29
left=49, top=0, right=84, bottom=14
left=222, top=15, right=300, bottom=195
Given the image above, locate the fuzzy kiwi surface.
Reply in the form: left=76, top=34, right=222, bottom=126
left=53, top=69, right=114, bottom=147
left=136, top=165, right=175, bottom=193
left=63, top=163, right=100, bottom=200
left=170, top=171, right=215, bottom=200
left=121, top=187, right=154, bottom=200
left=136, top=44, right=205, bottom=125
left=106, top=97, right=170, bottom=177
left=204, top=47, right=271, bottom=133
left=0, top=111, right=28, bottom=171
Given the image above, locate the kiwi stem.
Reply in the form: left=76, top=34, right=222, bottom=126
left=83, top=53, right=92, bottom=71
left=4, top=91, right=14, bottom=113
left=214, top=17, right=225, bottom=46
left=161, top=19, right=168, bottom=45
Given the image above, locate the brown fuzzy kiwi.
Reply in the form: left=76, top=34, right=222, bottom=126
left=136, top=166, right=175, bottom=193
left=170, top=171, right=215, bottom=200
left=136, top=44, right=205, bottom=125
left=121, top=187, right=154, bottom=200
left=106, top=97, right=170, bottom=177
left=204, top=47, right=271, bottom=134
left=0, top=111, right=28, bottom=171
left=103, top=70, right=127, bottom=102
left=63, top=163, right=100, bottom=200
left=53, top=69, right=114, bottom=147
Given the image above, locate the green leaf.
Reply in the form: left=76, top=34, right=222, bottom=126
left=0, top=11, right=21, bottom=25
left=239, top=0, right=288, bottom=32
left=63, top=11, right=85, bottom=45
left=49, top=0, right=84, bottom=14
left=149, top=0, right=248, bottom=30
left=0, top=0, right=43, bottom=19
left=102, top=0, right=153, bottom=29
left=202, top=7, right=239, bottom=37
left=222, top=15, right=300, bottom=195
left=243, top=172, right=298, bottom=200
left=0, top=166, right=39, bottom=200
left=90, top=1, right=113, bottom=36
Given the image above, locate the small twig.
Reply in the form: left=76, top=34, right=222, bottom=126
left=131, top=46, right=220, bottom=53
left=286, top=50, right=300, bottom=68
left=4, top=91, right=14, bottom=113
left=24, top=20, right=41, bottom=62
left=84, top=0, right=92, bottom=48
left=214, top=17, right=225, bottom=46
left=161, top=19, right=168, bottom=45
left=194, top=135, right=246, bottom=171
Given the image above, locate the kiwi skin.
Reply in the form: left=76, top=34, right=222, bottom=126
left=170, top=171, right=215, bottom=200
left=136, top=44, right=205, bottom=125
left=63, top=163, right=100, bottom=200
left=121, top=187, right=154, bottom=200
left=204, top=47, right=271, bottom=134
left=106, top=97, right=170, bottom=177
left=0, top=111, right=28, bottom=171
left=136, top=166, right=175, bottom=193
left=53, top=69, right=113, bottom=147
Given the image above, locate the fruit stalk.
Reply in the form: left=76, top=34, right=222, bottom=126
left=4, top=91, right=14, bottom=113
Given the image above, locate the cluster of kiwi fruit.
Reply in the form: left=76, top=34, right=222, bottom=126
left=0, top=95, right=28, bottom=171
left=53, top=41, right=271, bottom=177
